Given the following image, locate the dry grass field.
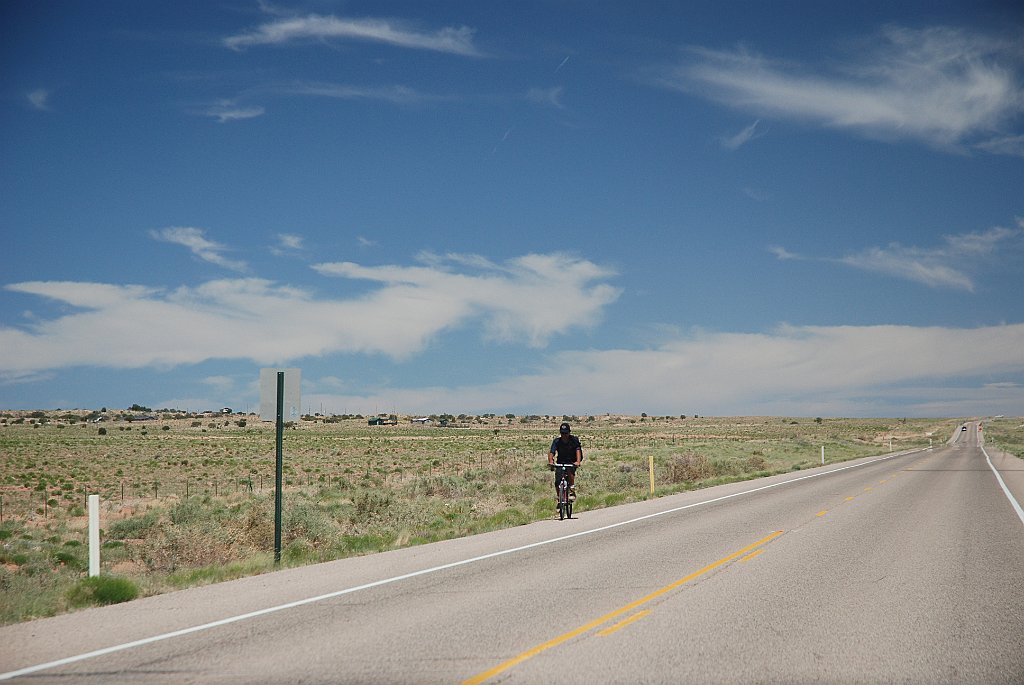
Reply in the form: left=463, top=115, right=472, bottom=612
left=3, top=409, right=1008, bottom=625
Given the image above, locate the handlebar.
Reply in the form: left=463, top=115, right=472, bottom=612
left=549, top=463, right=579, bottom=471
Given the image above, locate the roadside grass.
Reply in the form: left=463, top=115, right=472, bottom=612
left=0, top=413, right=960, bottom=624
left=983, top=418, right=1024, bottom=459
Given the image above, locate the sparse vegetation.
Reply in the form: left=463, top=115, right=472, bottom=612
left=0, top=410, right=974, bottom=625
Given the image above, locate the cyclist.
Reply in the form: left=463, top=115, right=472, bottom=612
left=548, top=422, right=582, bottom=505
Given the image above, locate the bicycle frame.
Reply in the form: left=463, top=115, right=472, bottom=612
left=553, top=463, right=577, bottom=520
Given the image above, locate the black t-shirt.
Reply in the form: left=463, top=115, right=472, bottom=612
left=550, top=435, right=582, bottom=464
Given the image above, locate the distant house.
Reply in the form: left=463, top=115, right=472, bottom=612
left=411, top=417, right=433, bottom=425
left=221, top=407, right=233, bottom=414
left=367, top=417, right=386, bottom=426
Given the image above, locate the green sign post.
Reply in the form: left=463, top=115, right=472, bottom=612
left=274, top=371, right=284, bottom=564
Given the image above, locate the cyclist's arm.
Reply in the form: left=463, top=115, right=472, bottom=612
left=574, top=446, right=582, bottom=467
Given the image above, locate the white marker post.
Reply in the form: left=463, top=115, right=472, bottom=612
left=648, top=456, right=655, bottom=496
left=88, top=494, right=100, bottom=577
left=821, top=445, right=825, bottom=465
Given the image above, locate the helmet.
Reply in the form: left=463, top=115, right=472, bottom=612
left=559, top=422, right=571, bottom=434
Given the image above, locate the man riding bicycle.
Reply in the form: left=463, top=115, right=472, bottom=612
left=549, top=422, right=582, bottom=504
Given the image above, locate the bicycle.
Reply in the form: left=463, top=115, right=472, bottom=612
left=550, top=463, right=578, bottom=520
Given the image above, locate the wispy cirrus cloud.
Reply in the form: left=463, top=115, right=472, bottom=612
left=224, top=14, right=480, bottom=56
left=720, top=120, right=762, bottom=150
left=27, top=88, right=52, bottom=111
left=150, top=227, right=249, bottom=273
left=286, top=82, right=433, bottom=106
left=772, top=219, right=1024, bottom=291
left=204, top=101, right=265, bottom=123
left=526, top=86, right=565, bottom=109
left=270, top=233, right=305, bottom=257
left=657, top=25, right=1024, bottom=155
left=0, top=253, right=619, bottom=376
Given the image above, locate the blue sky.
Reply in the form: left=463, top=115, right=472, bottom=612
left=2, top=1, right=1023, bottom=417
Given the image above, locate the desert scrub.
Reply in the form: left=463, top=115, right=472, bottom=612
left=0, top=413, right=958, bottom=624
left=107, top=510, right=160, bottom=539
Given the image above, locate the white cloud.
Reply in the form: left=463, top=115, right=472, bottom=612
left=974, top=133, right=1024, bottom=158
left=659, top=26, right=1024, bottom=154
left=224, top=14, right=480, bottom=56
left=27, top=88, right=51, bottom=111
left=205, top=103, right=265, bottom=123
left=312, top=252, right=621, bottom=347
left=287, top=82, right=432, bottom=106
left=774, top=220, right=1024, bottom=291
left=839, top=247, right=976, bottom=291
left=720, top=120, right=762, bottom=150
left=202, top=375, right=237, bottom=393
left=0, top=253, right=619, bottom=375
left=768, top=245, right=800, bottom=260
left=270, top=233, right=305, bottom=257
left=299, top=321, right=1024, bottom=417
left=151, top=227, right=250, bottom=272
left=526, top=86, right=565, bottom=109
left=301, top=322, right=1024, bottom=417
left=277, top=234, right=303, bottom=250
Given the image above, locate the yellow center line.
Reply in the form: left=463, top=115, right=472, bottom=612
left=844, top=496, right=855, bottom=501
left=460, top=530, right=784, bottom=685
left=597, top=610, right=651, bottom=637
left=739, top=549, right=764, bottom=563
left=816, top=510, right=828, bottom=517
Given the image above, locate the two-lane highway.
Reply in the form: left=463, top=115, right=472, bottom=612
left=2, top=426, right=1022, bottom=683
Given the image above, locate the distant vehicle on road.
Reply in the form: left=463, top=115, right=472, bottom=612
left=961, top=426, right=967, bottom=431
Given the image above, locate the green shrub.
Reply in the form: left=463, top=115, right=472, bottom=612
left=169, top=499, right=204, bottom=526
left=107, top=511, right=160, bottom=539
left=67, top=576, right=139, bottom=607
left=51, top=550, right=84, bottom=570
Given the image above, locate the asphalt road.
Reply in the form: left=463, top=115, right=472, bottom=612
left=2, top=423, right=1023, bottom=684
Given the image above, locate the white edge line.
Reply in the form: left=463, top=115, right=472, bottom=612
left=0, top=447, right=924, bottom=681
left=980, top=444, right=1024, bottom=527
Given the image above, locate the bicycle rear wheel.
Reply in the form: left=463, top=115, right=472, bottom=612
left=566, top=500, right=573, bottom=519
